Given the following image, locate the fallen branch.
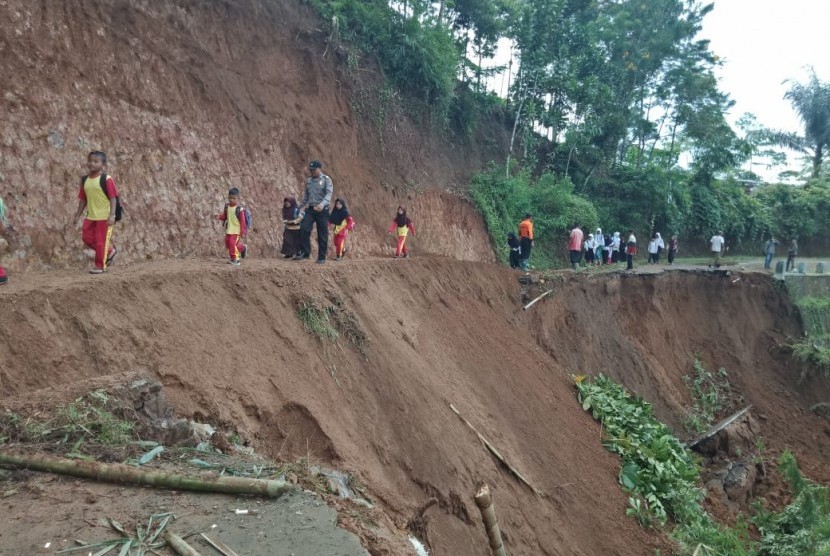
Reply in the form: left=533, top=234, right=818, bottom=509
left=449, top=405, right=542, bottom=496
left=474, top=484, right=508, bottom=556
left=0, top=452, right=290, bottom=498
left=200, top=533, right=240, bottom=556
left=522, top=290, right=552, bottom=311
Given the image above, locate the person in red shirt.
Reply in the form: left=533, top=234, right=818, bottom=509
left=568, top=224, right=584, bottom=270
left=217, top=187, right=248, bottom=266
left=73, top=151, right=118, bottom=274
left=518, top=213, right=533, bottom=270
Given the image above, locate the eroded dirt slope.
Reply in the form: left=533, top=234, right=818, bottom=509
left=0, top=257, right=671, bottom=556
left=527, top=271, right=830, bottom=486
left=0, top=0, right=501, bottom=271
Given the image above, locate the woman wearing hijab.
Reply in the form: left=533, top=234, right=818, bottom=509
left=329, top=197, right=355, bottom=261
left=584, top=233, right=595, bottom=266
left=611, top=231, right=621, bottom=263
left=280, top=196, right=301, bottom=258
left=388, top=206, right=416, bottom=258
left=507, top=231, right=522, bottom=269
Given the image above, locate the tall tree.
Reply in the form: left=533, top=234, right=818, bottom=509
left=762, top=69, right=830, bottom=180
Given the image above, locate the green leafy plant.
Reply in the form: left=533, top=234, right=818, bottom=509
left=792, top=296, right=830, bottom=379
left=682, top=357, right=734, bottom=434
left=575, top=374, right=752, bottom=554
left=752, top=451, right=830, bottom=555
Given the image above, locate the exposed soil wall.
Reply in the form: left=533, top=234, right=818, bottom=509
left=0, top=0, right=503, bottom=271
left=2, top=261, right=829, bottom=554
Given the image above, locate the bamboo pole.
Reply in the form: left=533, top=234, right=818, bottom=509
left=449, top=405, right=543, bottom=496
left=474, top=484, right=507, bottom=556
left=523, top=290, right=552, bottom=311
left=163, top=531, right=201, bottom=556
left=0, top=452, right=290, bottom=498
left=200, top=534, right=240, bottom=556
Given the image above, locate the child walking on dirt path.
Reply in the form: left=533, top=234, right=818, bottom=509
left=388, top=206, right=416, bottom=258
left=518, top=213, right=533, bottom=270
left=0, top=196, right=7, bottom=285
left=329, top=198, right=355, bottom=261
left=507, top=232, right=521, bottom=269
left=281, top=196, right=301, bottom=258
left=626, top=230, right=637, bottom=270
left=584, top=233, right=595, bottom=266
left=73, top=151, right=119, bottom=274
left=217, top=187, right=248, bottom=267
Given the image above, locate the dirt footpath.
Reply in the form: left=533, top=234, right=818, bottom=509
left=1, top=473, right=369, bottom=556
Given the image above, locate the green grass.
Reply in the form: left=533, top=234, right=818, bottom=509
left=296, top=297, right=338, bottom=341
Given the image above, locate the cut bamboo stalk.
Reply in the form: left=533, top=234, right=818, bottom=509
left=0, top=452, right=290, bottom=498
left=163, top=531, right=201, bottom=556
left=474, top=484, right=507, bottom=556
left=449, top=405, right=543, bottom=496
left=200, top=533, right=240, bottom=556
left=522, top=290, right=552, bottom=310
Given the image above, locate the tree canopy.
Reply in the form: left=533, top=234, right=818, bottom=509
left=305, top=0, right=830, bottom=265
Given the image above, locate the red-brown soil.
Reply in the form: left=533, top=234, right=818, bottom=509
left=2, top=259, right=829, bottom=555
left=0, top=0, right=503, bottom=271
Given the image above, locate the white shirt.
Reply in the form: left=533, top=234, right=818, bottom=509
left=710, top=235, right=725, bottom=252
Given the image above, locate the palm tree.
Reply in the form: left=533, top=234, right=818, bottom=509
left=763, top=69, right=830, bottom=180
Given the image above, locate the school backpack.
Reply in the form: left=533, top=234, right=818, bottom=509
left=81, top=174, right=123, bottom=222
left=224, top=204, right=252, bottom=231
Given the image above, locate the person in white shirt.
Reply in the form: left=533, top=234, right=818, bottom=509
left=648, top=234, right=660, bottom=264
left=584, top=233, right=596, bottom=265
left=709, top=231, right=726, bottom=268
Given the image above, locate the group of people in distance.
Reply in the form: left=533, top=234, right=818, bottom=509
left=267, top=160, right=416, bottom=265
left=505, top=219, right=741, bottom=272
left=0, top=153, right=420, bottom=281
left=63, top=154, right=418, bottom=273
left=0, top=152, right=808, bottom=282
left=763, top=236, right=799, bottom=272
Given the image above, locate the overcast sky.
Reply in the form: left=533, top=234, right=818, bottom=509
left=701, top=0, right=830, bottom=136
left=679, top=0, right=830, bottom=179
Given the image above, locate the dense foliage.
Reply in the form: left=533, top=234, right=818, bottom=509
left=576, top=374, right=830, bottom=556
left=793, top=296, right=830, bottom=378
left=470, top=164, right=597, bottom=266
left=304, top=1, right=830, bottom=264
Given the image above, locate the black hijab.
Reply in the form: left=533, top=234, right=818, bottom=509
left=394, top=206, right=411, bottom=227
left=282, top=196, right=298, bottom=220
left=330, top=197, right=350, bottom=226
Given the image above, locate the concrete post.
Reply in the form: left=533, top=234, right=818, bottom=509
left=775, top=260, right=785, bottom=275
left=797, top=262, right=807, bottom=274
left=817, top=262, right=826, bottom=274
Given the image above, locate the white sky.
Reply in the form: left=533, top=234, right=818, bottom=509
left=700, top=0, right=830, bottom=179
left=702, top=0, right=830, bottom=134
